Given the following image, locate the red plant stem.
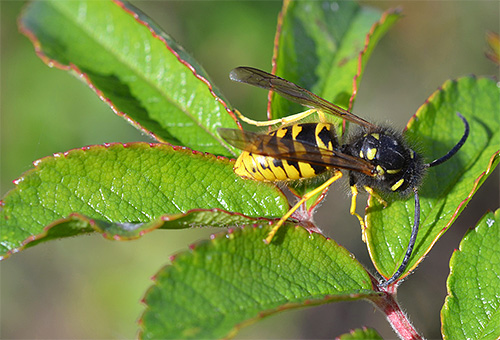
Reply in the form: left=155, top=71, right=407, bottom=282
left=370, top=283, right=423, bottom=340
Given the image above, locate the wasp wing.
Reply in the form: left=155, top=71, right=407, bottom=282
left=218, top=127, right=375, bottom=175
left=229, top=67, right=376, bottom=129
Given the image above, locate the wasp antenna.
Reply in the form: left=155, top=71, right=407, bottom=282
left=379, top=188, right=420, bottom=287
left=426, top=112, right=469, bottom=168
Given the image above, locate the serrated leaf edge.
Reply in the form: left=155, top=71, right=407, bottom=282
left=0, top=142, right=288, bottom=259
left=0, top=207, right=281, bottom=261
left=348, top=7, right=402, bottom=111
left=139, top=224, right=380, bottom=339
left=4, top=142, right=234, bottom=194
left=441, top=209, right=500, bottom=340
left=366, top=75, right=499, bottom=281
left=114, top=0, right=239, bottom=152
left=18, top=0, right=238, bottom=155
left=368, top=151, right=499, bottom=282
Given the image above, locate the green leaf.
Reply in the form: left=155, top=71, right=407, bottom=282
left=366, top=76, right=500, bottom=281
left=271, top=1, right=400, bottom=119
left=139, top=225, right=377, bottom=339
left=0, top=144, right=288, bottom=258
left=441, top=209, right=500, bottom=340
left=336, top=327, right=383, bottom=340
left=264, top=1, right=400, bottom=204
left=19, top=0, right=238, bottom=156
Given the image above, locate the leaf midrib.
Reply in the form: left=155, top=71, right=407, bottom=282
left=50, top=1, right=223, bottom=145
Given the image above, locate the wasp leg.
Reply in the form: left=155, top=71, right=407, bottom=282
left=234, top=108, right=322, bottom=127
left=364, top=186, right=388, bottom=207
left=350, top=185, right=367, bottom=242
left=265, top=171, right=343, bottom=244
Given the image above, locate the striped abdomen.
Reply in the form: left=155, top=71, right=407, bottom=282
left=234, top=123, right=338, bottom=181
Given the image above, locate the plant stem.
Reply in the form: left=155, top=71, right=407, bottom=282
left=369, top=281, right=424, bottom=340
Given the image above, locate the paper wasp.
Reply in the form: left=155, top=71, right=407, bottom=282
left=218, top=67, right=469, bottom=286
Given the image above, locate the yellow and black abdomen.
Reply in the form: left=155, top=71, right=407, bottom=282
left=234, top=123, right=338, bottom=182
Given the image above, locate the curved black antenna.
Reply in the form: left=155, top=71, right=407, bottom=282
left=379, top=113, right=468, bottom=287
left=379, top=188, right=420, bottom=287
left=426, top=112, right=469, bottom=168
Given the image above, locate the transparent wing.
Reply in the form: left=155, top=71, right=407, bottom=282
left=218, top=127, right=375, bottom=175
left=229, top=67, right=376, bottom=129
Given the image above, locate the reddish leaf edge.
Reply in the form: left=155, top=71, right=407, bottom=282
left=440, top=209, right=500, bottom=336
left=225, top=291, right=378, bottom=340
left=3, top=142, right=236, bottom=196
left=139, top=224, right=382, bottom=339
left=0, top=208, right=282, bottom=261
left=334, top=327, right=382, bottom=340
left=348, top=7, right=402, bottom=111
left=266, top=5, right=401, bottom=224
left=405, top=75, right=496, bottom=134
left=4, top=141, right=285, bottom=207
left=17, top=0, right=238, bottom=155
left=0, top=142, right=289, bottom=260
left=415, top=151, right=500, bottom=265
left=270, top=3, right=401, bottom=120
left=114, top=0, right=241, bottom=141
left=368, top=149, right=499, bottom=285
left=267, top=0, right=289, bottom=119
left=364, top=75, right=499, bottom=284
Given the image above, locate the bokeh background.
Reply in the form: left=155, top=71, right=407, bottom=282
left=1, top=1, right=499, bottom=339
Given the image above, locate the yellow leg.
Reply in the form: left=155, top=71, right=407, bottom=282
left=265, top=172, right=343, bottom=244
left=350, top=186, right=366, bottom=239
left=234, top=108, right=321, bottom=127
left=364, top=186, right=388, bottom=207
left=351, top=186, right=386, bottom=243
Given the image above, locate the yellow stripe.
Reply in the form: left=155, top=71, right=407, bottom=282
left=298, top=162, right=316, bottom=178
left=234, top=152, right=252, bottom=178
left=315, top=123, right=330, bottom=149
left=391, top=179, right=405, bottom=191
left=291, top=125, right=307, bottom=154
left=269, top=162, right=288, bottom=180
left=282, top=160, right=301, bottom=180
left=238, top=154, right=266, bottom=181
left=292, top=124, right=303, bottom=139
left=275, top=128, right=287, bottom=138
left=255, top=157, right=276, bottom=180
left=367, top=148, right=377, bottom=160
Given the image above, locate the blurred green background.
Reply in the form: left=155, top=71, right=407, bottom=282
left=1, top=1, right=498, bottom=339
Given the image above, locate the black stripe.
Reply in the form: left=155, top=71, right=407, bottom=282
left=285, top=160, right=302, bottom=177
left=310, top=163, right=327, bottom=175
left=294, top=123, right=318, bottom=146
left=260, top=157, right=271, bottom=170
left=274, top=158, right=291, bottom=178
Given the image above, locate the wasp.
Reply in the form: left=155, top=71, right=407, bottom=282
left=218, top=67, right=469, bottom=286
